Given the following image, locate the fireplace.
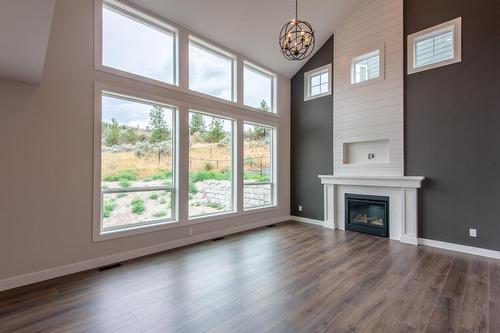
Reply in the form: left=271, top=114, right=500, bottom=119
left=345, top=193, right=389, bottom=237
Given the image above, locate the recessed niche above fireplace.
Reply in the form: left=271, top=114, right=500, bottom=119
left=343, top=139, right=389, bottom=165
left=345, top=193, right=389, bottom=237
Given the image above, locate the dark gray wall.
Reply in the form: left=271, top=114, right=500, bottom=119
left=291, top=36, right=333, bottom=220
left=405, top=0, right=500, bottom=250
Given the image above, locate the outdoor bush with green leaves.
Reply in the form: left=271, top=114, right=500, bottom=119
left=103, top=200, right=117, bottom=218
left=131, top=198, right=145, bottom=214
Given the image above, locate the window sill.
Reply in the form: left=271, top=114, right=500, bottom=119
left=304, top=92, right=331, bottom=101
left=93, top=205, right=280, bottom=242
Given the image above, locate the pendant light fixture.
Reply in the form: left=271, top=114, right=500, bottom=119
left=279, top=0, right=316, bottom=61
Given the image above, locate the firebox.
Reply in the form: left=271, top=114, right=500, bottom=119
left=345, top=193, right=389, bottom=237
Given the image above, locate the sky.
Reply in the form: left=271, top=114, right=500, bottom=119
left=101, top=5, right=272, bottom=126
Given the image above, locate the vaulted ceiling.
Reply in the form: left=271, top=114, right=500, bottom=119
left=129, top=0, right=362, bottom=78
left=0, top=0, right=55, bottom=84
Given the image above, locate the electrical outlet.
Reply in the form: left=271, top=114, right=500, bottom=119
left=469, top=228, right=477, bottom=238
left=188, top=227, right=194, bottom=236
left=368, top=153, right=375, bottom=160
left=298, top=205, right=302, bottom=212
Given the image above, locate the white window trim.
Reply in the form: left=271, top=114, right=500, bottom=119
left=304, top=63, right=332, bottom=101
left=188, top=36, right=237, bottom=103
left=407, top=17, right=462, bottom=75
left=93, top=84, right=180, bottom=241
left=349, top=44, right=385, bottom=87
left=188, top=110, right=237, bottom=219
left=95, top=0, right=179, bottom=87
left=243, top=122, right=278, bottom=211
left=94, top=0, right=279, bottom=118
left=243, top=61, right=277, bottom=113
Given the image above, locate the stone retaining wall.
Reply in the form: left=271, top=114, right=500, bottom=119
left=199, top=180, right=271, bottom=208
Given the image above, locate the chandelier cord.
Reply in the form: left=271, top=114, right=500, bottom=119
left=295, top=0, right=298, bottom=20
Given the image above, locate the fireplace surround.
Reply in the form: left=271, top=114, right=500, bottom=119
left=319, top=175, right=424, bottom=245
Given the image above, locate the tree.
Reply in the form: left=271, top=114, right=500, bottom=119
left=190, top=113, right=206, bottom=135
left=205, top=118, right=226, bottom=143
left=122, top=127, right=139, bottom=144
left=149, top=106, right=171, bottom=163
left=103, top=118, right=120, bottom=146
left=259, top=100, right=270, bottom=112
left=149, top=106, right=170, bottom=143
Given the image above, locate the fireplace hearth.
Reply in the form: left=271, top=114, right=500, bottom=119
left=345, top=193, right=389, bottom=237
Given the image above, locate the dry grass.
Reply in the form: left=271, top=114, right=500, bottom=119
left=102, top=143, right=271, bottom=179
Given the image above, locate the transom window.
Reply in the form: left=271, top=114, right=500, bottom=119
left=408, top=17, right=462, bottom=74
left=101, top=0, right=177, bottom=85
left=100, top=93, right=176, bottom=233
left=189, top=37, right=236, bottom=102
left=304, top=64, right=331, bottom=101
left=243, top=123, right=276, bottom=210
left=351, top=48, right=382, bottom=85
left=188, top=111, right=235, bottom=218
left=244, top=62, right=275, bottom=113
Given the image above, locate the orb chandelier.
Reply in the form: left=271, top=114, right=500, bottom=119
left=279, top=0, right=316, bottom=61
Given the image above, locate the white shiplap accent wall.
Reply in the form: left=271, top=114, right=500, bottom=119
left=333, top=0, right=404, bottom=176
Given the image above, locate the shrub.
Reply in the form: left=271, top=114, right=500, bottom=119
left=103, top=200, right=117, bottom=218
left=207, top=202, right=223, bottom=210
left=189, top=170, right=231, bottom=183
left=119, top=180, right=131, bottom=188
left=116, top=193, right=127, bottom=199
left=189, top=178, right=198, bottom=194
left=149, top=193, right=159, bottom=200
left=131, top=198, right=145, bottom=214
left=103, top=170, right=137, bottom=182
left=203, top=162, right=214, bottom=171
left=153, top=211, right=167, bottom=218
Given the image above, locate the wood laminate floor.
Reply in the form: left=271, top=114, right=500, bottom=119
left=1, top=222, right=499, bottom=333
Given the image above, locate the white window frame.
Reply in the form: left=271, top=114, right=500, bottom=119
left=243, top=122, right=278, bottom=211
left=349, top=45, right=385, bottom=87
left=95, top=0, right=179, bottom=88
left=407, top=17, right=462, bottom=75
left=304, top=63, right=332, bottom=101
left=188, top=110, right=237, bottom=219
left=243, top=61, right=277, bottom=113
left=93, top=84, right=179, bottom=241
left=188, top=36, right=237, bottom=103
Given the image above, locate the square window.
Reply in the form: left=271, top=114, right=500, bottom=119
left=101, top=1, right=177, bottom=85
left=350, top=48, right=383, bottom=85
left=99, top=93, right=176, bottom=234
left=408, top=17, right=461, bottom=74
left=244, top=62, right=276, bottom=113
left=189, top=37, right=236, bottom=102
left=188, top=111, right=235, bottom=218
left=304, top=64, right=332, bottom=101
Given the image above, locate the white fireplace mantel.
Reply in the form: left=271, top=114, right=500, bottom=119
left=318, top=175, right=425, bottom=245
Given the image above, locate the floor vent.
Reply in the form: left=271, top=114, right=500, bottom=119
left=267, top=224, right=277, bottom=228
left=97, top=263, right=122, bottom=272
left=212, top=237, right=225, bottom=241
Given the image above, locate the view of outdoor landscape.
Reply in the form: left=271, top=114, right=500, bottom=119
left=101, top=94, right=274, bottom=231
left=101, top=94, right=174, bottom=232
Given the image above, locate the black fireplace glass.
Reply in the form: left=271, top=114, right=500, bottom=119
left=345, top=193, right=389, bottom=237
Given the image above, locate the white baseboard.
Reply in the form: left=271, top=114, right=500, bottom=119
left=0, top=216, right=289, bottom=292
left=418, top=238, right=500, bottom=260
left=289, top=215, right=324, bottom=226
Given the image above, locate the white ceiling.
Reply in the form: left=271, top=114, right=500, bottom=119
left=0, top=0, right=55, bottom=84
left=129, top=0, right=361, bottom=78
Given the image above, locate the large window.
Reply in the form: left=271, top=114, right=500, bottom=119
left=408, top=17, right=461, bottom=74
left=189, top=37, right=236, bottom=101
left=101, top=0, right=177, bottom=85
left=189, top=112, right=234, bottom=217
left=244, top=123, right=276, bottom=210
left=100, top=93, right=176, bottom=233
left=304, top=64, right=331, bottom=100
left=244, top=62, right=275, bottom=112
left=351, top=49, right=382, bottom=85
